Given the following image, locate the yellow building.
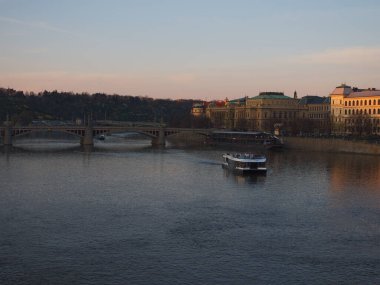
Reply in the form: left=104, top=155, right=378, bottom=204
left=330, top=84, right=380, bottom=135
left=201, top=84, right=380, bottom=136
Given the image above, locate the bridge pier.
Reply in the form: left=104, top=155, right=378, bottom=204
left=81, top=126, right=94, bottom=146
left=3, top=120, right=13, bottom=146
left=151, top=127, right=166, bottom=147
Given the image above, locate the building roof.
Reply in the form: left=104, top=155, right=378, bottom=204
left=299, top=95, right=330, bottom=105
left=228, top=97, right=246, bottom=104
left=346, top=89, right=380, bottom=98
left=208, top=100, right=226, bottom=107
left=251, top=92, right=292, bottom=100
left=330, top=84, right=352, bottom=95
left=323, top=97, right=331, bottom=103
left=330, top=84, right=380, bottom=98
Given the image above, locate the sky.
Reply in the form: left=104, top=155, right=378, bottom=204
left=1, top=0, right=380, bottom=100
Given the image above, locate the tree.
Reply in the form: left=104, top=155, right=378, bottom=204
left=0, top=87, right=198, bottom=128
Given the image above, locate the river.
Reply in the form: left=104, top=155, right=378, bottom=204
left=1, top=138, right=380, bottom=284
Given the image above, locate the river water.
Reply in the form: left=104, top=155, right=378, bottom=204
left=1, top=139, right=380, bottom=284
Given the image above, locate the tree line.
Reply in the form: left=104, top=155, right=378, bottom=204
left=0, top=88, right=207, bottom=128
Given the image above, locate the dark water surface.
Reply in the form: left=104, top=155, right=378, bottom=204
left=1, top=140, right=380, bottom=284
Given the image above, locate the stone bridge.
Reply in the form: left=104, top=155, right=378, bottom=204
left=0, top=123, right=212, bottom=147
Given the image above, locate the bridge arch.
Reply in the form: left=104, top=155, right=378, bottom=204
left=12, top=128, right=85, bottom=139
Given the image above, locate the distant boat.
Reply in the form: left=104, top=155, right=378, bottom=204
left=206, top=131, right=283, bottom=149
left=97, top=134, right=106, bottom=140
left=222, top=153, right=267, bottom=174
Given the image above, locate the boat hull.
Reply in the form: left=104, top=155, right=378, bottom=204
left=222, top=163, right=267, bottom=174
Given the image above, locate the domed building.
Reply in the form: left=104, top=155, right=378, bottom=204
left=206, top=91, right=306, bottom=134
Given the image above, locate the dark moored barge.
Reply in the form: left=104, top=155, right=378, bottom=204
left=206, top=131, right=283, bottom=150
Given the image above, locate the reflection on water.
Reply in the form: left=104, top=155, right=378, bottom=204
left=327, top=153, right=380, bottom=192
left=223, top=169, right=267, bottom=185
left=0, top=141, right=380, bottom=284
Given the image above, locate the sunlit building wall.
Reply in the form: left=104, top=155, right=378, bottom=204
left=330, top=84, right=380, bottom=135
left=205, top=92, right=305, bottom=133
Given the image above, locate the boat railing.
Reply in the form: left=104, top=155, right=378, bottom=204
left=230, top=153, right=265, bottom=159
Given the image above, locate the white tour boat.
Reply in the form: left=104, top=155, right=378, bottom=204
left=222, top=153, right=267, bottom=174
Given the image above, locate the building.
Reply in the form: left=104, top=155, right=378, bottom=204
left=205, top=91, right=306, bottom=134
left=205, top=99, right=228, bottom=128
left=244, top=92, right=303, bottom=133
left=194, top=84, right=380, bottom=136
left=191, top=102, right=208, bottom=117
left=299, top=95, right=331, bottom=134
left=330, top=84, right=380, bottom=135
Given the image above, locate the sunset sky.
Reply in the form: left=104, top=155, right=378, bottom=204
left=1, top=0, right=380, bottom=100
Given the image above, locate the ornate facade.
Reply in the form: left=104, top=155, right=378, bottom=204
left=195, top=84, right=380, bottom=136
left=205, top=92, right=306, bottom=134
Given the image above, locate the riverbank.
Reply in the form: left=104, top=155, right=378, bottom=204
left=283, top=136, right=380, bottom=155
left=167, top=133, right=380, bottom=155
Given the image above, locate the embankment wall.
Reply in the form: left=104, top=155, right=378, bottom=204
left=284, top=137, right=380, bottom=155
